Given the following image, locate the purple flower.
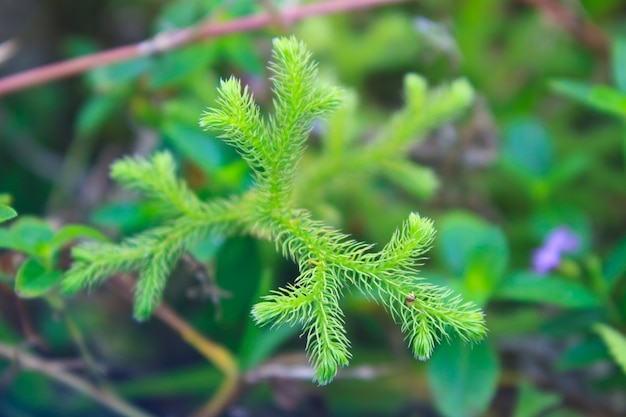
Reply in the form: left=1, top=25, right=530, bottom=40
left=531, top=226, right=581, bottom=275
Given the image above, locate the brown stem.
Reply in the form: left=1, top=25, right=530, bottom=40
left=0, top=342, right=155, bottom=417
left=109, top=276, right=239, bottom=417
left=0, top=0, right=409, bottom=96
left=156, top=303, right=240, bottom=417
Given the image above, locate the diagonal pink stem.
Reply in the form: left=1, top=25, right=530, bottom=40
left=0, top=0, right=409, bottom=96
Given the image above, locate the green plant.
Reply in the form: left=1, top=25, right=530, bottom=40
left=62, top=37, right=485, bottom=385
left=0, top=194, right=17, bottom=223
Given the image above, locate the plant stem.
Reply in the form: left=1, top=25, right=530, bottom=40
left=0, top=0, right=409, bottom=97
left=0, top=342, right=155, bottom=417
left=109, top=276, right=240, bottom=417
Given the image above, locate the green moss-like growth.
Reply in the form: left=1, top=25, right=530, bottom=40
left=63, top=37, right=485, bottom=385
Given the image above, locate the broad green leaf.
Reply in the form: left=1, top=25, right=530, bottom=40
left=75, top=88, right=128, bottom=136
left=0, top=205, right=17, bottom=223
left=438, top=211, right=508, bottom=275
left=588, top=86, right=626, bottom=116
left=238, top=324, right=298, bottom=371
left=437, top=211, right=508, bottom=305
left=547, top=154, right=589, bottom=190
left=0, top=228, right=27, bottom=252
left=149, top=44, right=217, bottom=88
left=612, top=36, right=626, bottom=93
left=594, top=323, right=626, bottom=375
left=501, top=118, right=553, bottom=177
left=154, top=0, right=204, bottom=31
left=551, top=80, right=593, bottom=106
left=15, top=258, right=63, bottom=298
left=557, top=337, right=609, bottom=371
left=87, top=57, right=152, bottom=90
left=540, top=310, right=605, bottom=338
left=163, top=123, right=225, bottom=173
left=428, top=339, right=500, bottom=417
left=215, top=237, right=261, bottom=325
left=217, top=35, right=264, bottom=75
left=49, top=224, right=109, bottom=252
left=238, top=268, right=299, bottom=370
left=513, top=383, right=560, bottom=417
left=5, top=373, right=58, bottom=411
left=90, top=201, right=158, bottom=234
left=603, top=235, right=626, bottom=288
left=487, top=307, right=544, bottom=336
left=495, top=272, right=600, bottom=309
left=552, top=80, right=626, bottom=117
left=8, top=217, right=54, bottom=257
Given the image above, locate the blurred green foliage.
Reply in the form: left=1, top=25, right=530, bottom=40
left=2, top=0, right=626, bottom=416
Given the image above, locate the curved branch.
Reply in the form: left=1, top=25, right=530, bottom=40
left=0, top=342, right=154, bottom=417
left=0, top=0, right=408, bottom=96
left=108, top=276, right=239, bottom=417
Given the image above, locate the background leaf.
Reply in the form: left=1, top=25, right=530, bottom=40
left=15, top=258, right=63, bottom=298
left=552, top=80, right=626, bottom=117
left=0, top=204, right=17, bottom=223
left=495, top=272, right=600, bottom=309
left=49, top=224, right=109, bottom=253
left=612, top=36, right=626, bottom=93
left=437, top=211, right=508, bottom=305
left=512, top=383, right=560, bottom=417
left=594, top=323, right=626, bottom=375
left=427, top=338, right=500, bottom=417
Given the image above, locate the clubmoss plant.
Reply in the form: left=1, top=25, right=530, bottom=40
left=63, top=37, right=485, bottom=385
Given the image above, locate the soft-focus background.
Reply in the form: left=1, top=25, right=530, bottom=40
left=1, top=0, right=626, bottom=416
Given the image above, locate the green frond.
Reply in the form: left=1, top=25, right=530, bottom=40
left=302, top=267, right=350, bottom=385
left=297, top=73, right=474, bottom=203
left=64, top=217, right=211, bottom=319
left=375, top=74, right=474, bottom=153
left=265, top=37, right=342, bottom=202
left=252, top=283, right=313, bottom=326
left=381, top=159, right=440, bottom=200
left=364, top=277, right=486, bottom=360
left=133, top=240, right=186, bottom=320
left=378, top=212, right=435, bottom=270
left=63, top=242, right=142, bottom=294
left=64, top=37, right=486, bottom=385
left=111, top=152, right=204, bottom=217
left=200, top=77, right=270, bottom=179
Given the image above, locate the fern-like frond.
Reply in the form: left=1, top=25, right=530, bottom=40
left=296, top=73, right=473, bottom=205
left=303, top=267, right=350, bottom=385
left=265, top=38, right=341, bottom=204
left=111, top=151, right=205, bottom=218
left=64, top=152, right=244, bottom=319
left=64, top=37, right=486, bottom=384
left=63, top=217, right=209, bottom=319
left=200, top=77, right=270, bottom=180
left=377, top=74, right=473, bottom=153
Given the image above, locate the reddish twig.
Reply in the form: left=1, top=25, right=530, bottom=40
left=0, top=0, right=409, bottom=97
